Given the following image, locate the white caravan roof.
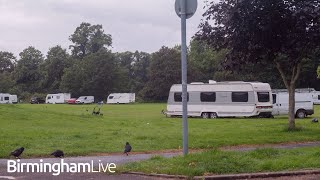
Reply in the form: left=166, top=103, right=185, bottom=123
left=170, top=82, right=271, bottom=92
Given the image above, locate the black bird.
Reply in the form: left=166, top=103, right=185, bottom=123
left=312, top=118, right=319, bottom=123
left=124, top=142, right=132, bottom=156
left=10, top=147, right=24, bottom=159
left=51, top=150, right=64, bottom=158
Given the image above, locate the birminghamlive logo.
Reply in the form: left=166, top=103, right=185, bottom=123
left=7, top=159, right=116, bottom=176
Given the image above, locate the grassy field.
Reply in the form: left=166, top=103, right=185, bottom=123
left=120, top=147, right=320, bottom=177
left=0, top=103, right=320, bottom=158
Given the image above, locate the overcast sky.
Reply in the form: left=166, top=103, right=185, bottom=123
left=0, top=0, right=208, bottom=57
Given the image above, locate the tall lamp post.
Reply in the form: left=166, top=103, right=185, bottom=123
left=175, top=0, right=197, bottom=156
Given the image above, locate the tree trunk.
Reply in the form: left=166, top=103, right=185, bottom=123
left=288, top=84, right=296, bottom=130
left=275, top=61, right=301, bottom=130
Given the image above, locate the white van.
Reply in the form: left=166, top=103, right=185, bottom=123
left=10, top=95, right=18, bottom=104
left=272, top=92, right=314, bottom=118
left=46, top=93, right=71, bottom=104
left=311, top=91, right=320, bottom=105
left=107, top=93, right=135, bottom=104
left=75, top=96, right=94, bottom=104
left=273, top=88, right=320, bottom=105
left=0, top=93, right=11, bottom=104
left=166, top=81, right=273, bottom=118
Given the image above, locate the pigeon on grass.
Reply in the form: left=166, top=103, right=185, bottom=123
left=51, top=150, right=64, bottom=158
left=10, top=147, right=24, bottom=159
left=124, top=142, right=132, bottom=156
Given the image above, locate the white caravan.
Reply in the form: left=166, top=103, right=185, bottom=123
left=0, top=93, right=12, bottom=104
left=10, top=95, right=18, bottom=104
left=272, top=92, right=314, bottom=118
left=46, top=93, right=71, bottom=104
left=107, top=93, right=135, bottom=104
left=166, top=81, right=273, bottom=118
left=75, top=96, right=94, bottom=104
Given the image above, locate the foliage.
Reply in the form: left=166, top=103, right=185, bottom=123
left=139, top=46, right=181, bottom=101
left=115, top=51, right=151, bottom=95
left=60, top=50, right=119, bottom=100
left=41, top=45, right=70, bottom=92
left=14, top=46, right=44, bottom=93
left=0, top=51, right=16, bottom=73
left=197, top=0, right=320, bottom=129
left=69, top=22, right=112, bottom=58
left=0, top=21, right=319, bottom=102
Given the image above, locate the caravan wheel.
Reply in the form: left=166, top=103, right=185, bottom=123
left=201, top=112, right=210, bottom=119
left=210, top=112, right=218, bottom=118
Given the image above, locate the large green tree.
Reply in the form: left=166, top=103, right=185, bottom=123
left=41, top=45, right=70, bottom=92
left=69, top=22, right=112, bottom=58
left=0, top=51, right=16, bottom=93
left=14, top=46, right=44, bottom=93
left=0, top=51, right=16, bottom=73
left=140, top=46, right=181, bottom=101
left=115, top=51, right=151, bottom=95
left=197, top=0, right=320, bottom=130
left=60, top=50, right=119, bottom=100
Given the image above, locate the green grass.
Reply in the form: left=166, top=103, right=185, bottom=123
left=119, top=147, right=320, bottom=177
left=0, top=103, right=320, bottom=158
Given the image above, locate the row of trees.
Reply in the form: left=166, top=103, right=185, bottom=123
left=0, top=18, right=319, bottom=104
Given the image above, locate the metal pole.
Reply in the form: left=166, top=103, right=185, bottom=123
left=180, top=0, right=188, bottom=156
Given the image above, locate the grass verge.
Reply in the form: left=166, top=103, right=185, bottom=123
left=119, top=147, right=320, bottom=177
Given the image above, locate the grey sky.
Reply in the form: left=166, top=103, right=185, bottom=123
left=0, top=0, right=207, bottom=57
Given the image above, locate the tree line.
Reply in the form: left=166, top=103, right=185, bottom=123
left=0, top=21, right=319, bottom=102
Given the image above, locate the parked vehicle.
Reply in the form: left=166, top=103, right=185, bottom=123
left=46, top=93, right=71, bottom=104
left=273, top=88, right=320, bottom=105
left=272, top=92, right=314, bottom=118
left=67, top=98, right=77, bottom=104
left=311, top=92, right=320, bottom=105
left=75, top=96, right=94, bottom=104
left=0, top=93, right=12, bottom=104
left=10, top=95, right=18, bottom=104
left=30, top=97, right=45, bottom=104
left=165, top=81, right=273, bottom=118
left=107, top=93, right=135, bottom=104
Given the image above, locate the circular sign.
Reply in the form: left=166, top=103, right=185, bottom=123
left=175, top=0, right=198, bottom=19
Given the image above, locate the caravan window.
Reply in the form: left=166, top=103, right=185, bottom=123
left=272, top=94, right=277, bottom=104
left=257, top=92, right=270, bottom=102
left=48, top=96, right=51, bottom=100
left=4, top=97, right=9, bottom=101
left=200, top=92, right=216, bottom=102
left=318, top=95, right=320, bottom=100
left=109, top=96, right=114, bottom=99
left=174, top=92, right=189, bottom=102
left=232, top=92, right=248, bottom=102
